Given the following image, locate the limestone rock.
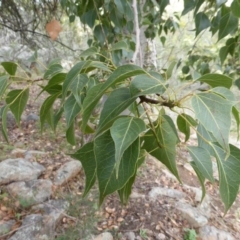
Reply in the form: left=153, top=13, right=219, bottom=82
left=124, top=231, right=136, bottom=240
left=198, top=225, right=235, bottom=240
left=0, top=158, right=45, bottom=185
left=94, top=232, right=113, bottom=240
left=149, top=187, right=186, bottom=199
left=7, top=179, right=53, bottom=206
left=32, top=199, right=69, bottom=227
left=9, top=214, right=49, bottom=240
left=175, top=201, right=208, bottom=228
left=54, top=160, right=82, bottom=186
left=0, top=219, right=16, bottom=235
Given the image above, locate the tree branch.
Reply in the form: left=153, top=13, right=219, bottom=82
left=139, top=95, right=175, bottom=108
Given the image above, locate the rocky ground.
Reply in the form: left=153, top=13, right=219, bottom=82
left=0, top=107, right=240, bottom=240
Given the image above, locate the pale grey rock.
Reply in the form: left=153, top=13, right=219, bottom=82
left=26, top=113, right=39, bottom=122
left=0, top=219, right=16, bottom=235
left=175, top=201, right=208, bottom=228
left=198, top=225, right=235, bottom=240
left=54, top=160, right=82, bottom=186
left=124, top=231, right=135, bottom=240
left=94, top=232, right=113, bottom=240
left=32, top=199, right=69, bottom=228
left=25, top=150, right=46, bottom=161
left=9, top=214, right=49, bottom=240
left=156, top=233, right=166, bottom=240
left=149, top=187, right=186, bottom=199
left=7, top=180, right=52, bottom=206
left=0, top=158, right=45, bottom=185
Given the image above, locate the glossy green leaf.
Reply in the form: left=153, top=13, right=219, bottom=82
left=81, top=64, right=146, bottom=132
left=1, top=62, right=17, bottom=76
left=130, top=72, right=166, bottom=97
left=192, top=92, right=232, bottom=152
left=118, top=149, right=146, bottom=204
left=64, top=94, right=81, bottom=128
left=47, top=73, right=66, bottom=87
left=44, top=64, right=63, bottom=79
left=142, top=115, right=180, bottom=181
left=195, top=12, right=210, bottom=36
left=231, top=0, right=240, bottom=18
left=218, top=13, right=238, bottom=41
left=6, top=89, right=29, bottom=125
left=53, top=108, right=64, bottom=131
left=177, top=113, right=197, bottom=142
left=212, top=144, right=240, bottom=213
left=40, top=93, right=60, bottom=131
left=96, top=88, right=137, bottom=136
left=1, top=106, right=9, bottom=143
left=110, top=117, right=146, bottom=177
left=0, top=75, right=8, bottom=98
left=66, top=121, right=76, bottom=145
left=188, top=146, right=214, bottom=183
left=95, top=131, right=140, bottom=205
left=195, top=74, right=233, bottom=89
left=71, top=142, right=96, bottom=197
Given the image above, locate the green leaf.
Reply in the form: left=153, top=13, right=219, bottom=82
left=40, top=93, right=60, bottom=131
left=47, top=73, right=66, bottom=87
left=118, top=149, right=146, bottom=204
left=71, top=142, right=96, bottom=197
left=219, top=46, right=229, bottom=65
left=1, top=106, right=9, bottom=143
left=62, top=61, right=91, bottom=100
left=218, top=13, right=238, bottom=41
left=53, top=108, right=63, bottom=131
left=188, top=146, right=214, bottom=183
left=192, top=92, right=232, bottom=152
left=231, top=0, right=240, bottom=18
left=130, top=72, right=166, bottom=97
left=195, top=74, right=233, bottom=89
left=195, top=12, right=210, bottom=36
left=212, top=144, right=240, bottom=212
left=96, top=88, right=137, bottom=135
left=44, top=64, right=63, bottom=79
left=66, top=121, right=76, bottom=145
left=110, top=117, right=146, bottom=177
left=80, top=47, right=98, bottom=58
left=210, top=87, right=236, bottom=102
left=69, top=74, right=88, bottom=105
left=166, top=61, right=176, bottom=79
left=95, top=131, right=140, bottom=205
left=232, top=106, right=240, bottom=140
left=197, top=123, right=216, bottom=156
left=111, top=41, right=129, bottom=51
left=189, top=161, right=206, bottom=202
left=6, top=89, right=29, bottom=125
left=177, top=114, right=197, bottom=142
left=1, top=62, right=17, bottom=76
left=81, top=64, right=146, bottom=131
left=64, top=94, right=81, bottom=128
left=182, top=0, right=196, bottom=15
left=142, top=115, right=180, bottom=181
left=0, top=75, right=8, bottom=98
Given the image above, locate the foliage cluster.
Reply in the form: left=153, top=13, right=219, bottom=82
left=1, top=0, right=240, bottom=213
